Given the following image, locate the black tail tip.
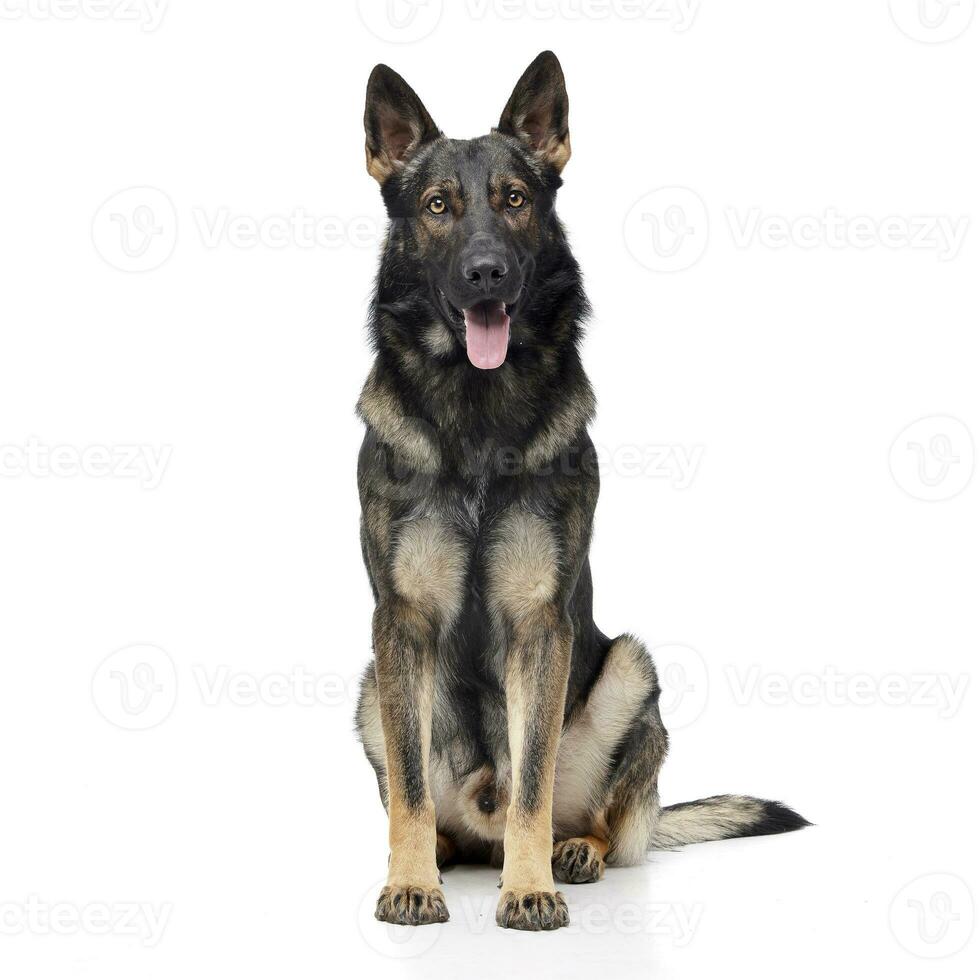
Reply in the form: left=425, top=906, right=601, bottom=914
left=755, top=800, right=812, bottom=836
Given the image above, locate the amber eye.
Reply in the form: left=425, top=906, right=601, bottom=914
left=427, top=196, right=447, bottom=215
left=507, top=190, right=526, bottom=209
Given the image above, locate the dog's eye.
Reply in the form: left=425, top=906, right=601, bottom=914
left=507, top=191, right=526, bottom=209
left=427, top=196, right=447, bottom=215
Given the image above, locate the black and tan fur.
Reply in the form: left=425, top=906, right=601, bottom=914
left=355, top=51, right=808, bottom=932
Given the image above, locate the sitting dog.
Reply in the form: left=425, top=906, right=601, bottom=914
left=355, top=51, right=808, bottom=932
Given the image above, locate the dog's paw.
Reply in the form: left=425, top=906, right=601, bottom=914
left=375, top=884, right=449, bottom=926
left=496, top=889, right=569, bottom=931
left=552, top=838, right=605, bottom=884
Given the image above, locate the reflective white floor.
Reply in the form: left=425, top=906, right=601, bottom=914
left=348, top=823, right=970, bottom=980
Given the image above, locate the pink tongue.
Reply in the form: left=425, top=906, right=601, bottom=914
left=464, top=302, right=511, bottom=370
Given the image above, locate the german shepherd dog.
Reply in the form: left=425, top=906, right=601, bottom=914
left=355, top=51, right=808, bottom=932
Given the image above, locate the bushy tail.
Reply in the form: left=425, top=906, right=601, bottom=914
left=652, top=794, right=810, bottom=849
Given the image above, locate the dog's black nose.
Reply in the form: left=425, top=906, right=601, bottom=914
left=462, top=253, right=509, bottom=292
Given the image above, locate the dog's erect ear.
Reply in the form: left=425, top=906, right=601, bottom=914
left=497, top=51, right=570, bottom=174
left=364, top=64, right=441, bottom=185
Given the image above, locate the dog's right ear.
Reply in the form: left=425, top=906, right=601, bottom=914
left=363, top=65, right=440, bottom=185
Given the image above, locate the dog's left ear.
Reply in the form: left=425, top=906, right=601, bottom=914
left=497, top=51, right=570, bottom=174
left=364, top=64, right=441, bottom=185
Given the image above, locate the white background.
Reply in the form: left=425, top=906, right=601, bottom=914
left=1, top=1, right=978, bottom=977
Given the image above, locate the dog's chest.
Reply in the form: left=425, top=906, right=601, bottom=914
left=456, top=476, right=491, bottom=534
left=439, top=467, right=506, bottom=539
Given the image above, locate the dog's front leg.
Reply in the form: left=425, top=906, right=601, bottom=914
left=372, top=598, right=447, bottom=926
left=496, top=603, right=573, bottom=931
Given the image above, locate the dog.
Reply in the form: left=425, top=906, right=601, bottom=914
left=354, top=51, right=808, bottom=932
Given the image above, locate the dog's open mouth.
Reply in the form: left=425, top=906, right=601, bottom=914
left=438, top=292, right=512, bottom=370
left=463, top=300, right=511, bottom=370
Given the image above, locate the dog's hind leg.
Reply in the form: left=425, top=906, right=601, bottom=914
left=560, top=633, right=809, bottom=867
left=553, top=633, right=666, bottom=870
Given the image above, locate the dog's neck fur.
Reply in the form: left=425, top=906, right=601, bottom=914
left=357, top=223, right=595, bottom=476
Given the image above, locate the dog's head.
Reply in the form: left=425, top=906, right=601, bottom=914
left=364, top=52, right=572, bottom=370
